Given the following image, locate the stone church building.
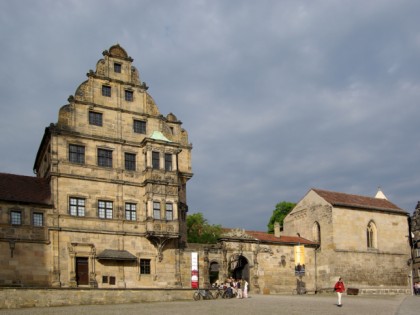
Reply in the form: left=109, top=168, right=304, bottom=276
left=0, top=45, right=412, bottom=294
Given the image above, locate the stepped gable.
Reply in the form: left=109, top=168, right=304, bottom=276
left=0, top=173, right=51, bottom=205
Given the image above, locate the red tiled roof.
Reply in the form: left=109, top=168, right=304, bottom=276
left=312, top=188, right=405, bottom=214
left=0, top=173, right=51, bottom=206
left=246, top=230, right=317, bottom=245
left=221, top=228, right=317, bottom=246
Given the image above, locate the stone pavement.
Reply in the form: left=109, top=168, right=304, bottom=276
left=0, top=294, right=418, bottom=315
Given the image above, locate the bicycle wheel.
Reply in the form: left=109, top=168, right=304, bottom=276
left=193, top=291, right=201, bottom=301
left=207, top=291, right=214, bottom=299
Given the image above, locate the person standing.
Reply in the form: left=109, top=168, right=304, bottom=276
left=243, top=279, right=249, bottom=298
left=334, top=277, right=345, bottom=307
left=236, top=279, right=243, bottom=298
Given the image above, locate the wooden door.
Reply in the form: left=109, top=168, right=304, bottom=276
left=76, top=257, right=89, bottom=285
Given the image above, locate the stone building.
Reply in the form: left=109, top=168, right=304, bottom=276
left=283, top=188, right=411, bottom=293
left=182, top=227, right=318, bottom=294
left=0, top=44, right=412, bottom=294
left=410, top=202, right=420, bottom=285
left=0, top=44, right=193, bottom=288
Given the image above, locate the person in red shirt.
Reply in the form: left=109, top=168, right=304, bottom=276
left=334, top=277, right=345, bottom=307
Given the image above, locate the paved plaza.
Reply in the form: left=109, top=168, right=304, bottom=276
left=0, top=294, right=418, bottom=315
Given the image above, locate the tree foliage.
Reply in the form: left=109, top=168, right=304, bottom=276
left=267, top=201, right=296, bottom=233
left=187, top=212, right=222, bottom=244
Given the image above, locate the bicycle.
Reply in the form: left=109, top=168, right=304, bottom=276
left=193, top=289, right=215, bottom=300
left=292, top=287, right=307, bottom=295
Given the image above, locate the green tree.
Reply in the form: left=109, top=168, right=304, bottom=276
left=187, top=212, right=222, bottom=244
left=267, top=201, right=296, bottom=233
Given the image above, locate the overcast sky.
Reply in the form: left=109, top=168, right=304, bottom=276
left=1, top=0, right=420, bottom=231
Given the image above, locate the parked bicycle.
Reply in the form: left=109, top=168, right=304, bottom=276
left=193, top=289, right=215, bottom=300
left=292, top=287, right=307, bottom=295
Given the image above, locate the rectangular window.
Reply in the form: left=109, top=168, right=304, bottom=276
left=69, top=197, right=85, bottom=216
left=140, top=259, right=151, bottom=274
left=98, top=200, right=113, bottom=219
left=153, top=202, right=161, bottom=219
left=102, top=85, right=111, bottom=97
left=114, top=63, right=121, bottom=73
left=69, top=144, right=85, bottom=164
left=152, top=151, right=160, bottom=169
left=133, top=120, right=146, bottom=134
left=10, top=211, right=22, bottom=225
left=98, top=148, right=113, bottom=167
left=102, top=276, right=108, bottom=284
left=125, top=203, right=137, bottom=221
left=166, top=203, right=173, bottom=221
left=165, top=153, right=172, bottom=171
left=125, top=90, right=133, bottom=102
left=89, top=111, right=103, bottom=126
left=109, top=276, right=116, bottom=285
left=125, top=153, right=136, bottom=171
left=33, top=212, right=43, bottom=227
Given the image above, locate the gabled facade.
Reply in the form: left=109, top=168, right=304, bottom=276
left=283, top=188, right=411, bottom=292
left=1, top=45, right=193, bottom=288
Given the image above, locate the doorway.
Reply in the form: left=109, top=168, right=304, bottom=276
left=75, top=257, right=89, bottom=285
left=209, top=261, right=220, bottom=285
left=230, top=255, right=249, bottom=282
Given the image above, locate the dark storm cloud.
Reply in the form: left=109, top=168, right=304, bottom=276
left=1, top=0, right=420, bottom=230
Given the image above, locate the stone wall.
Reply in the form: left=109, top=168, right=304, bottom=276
left=0, top=288, right=193, bottom=309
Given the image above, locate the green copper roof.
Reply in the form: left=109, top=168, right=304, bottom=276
left=149, top=131, right=172, bottom=142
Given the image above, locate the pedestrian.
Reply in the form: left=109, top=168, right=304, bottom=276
left=334, top=277, right=345, bottom=307
left=236, top=279, right=243, bottom=298
left=243, top=279, right=249, bottom=298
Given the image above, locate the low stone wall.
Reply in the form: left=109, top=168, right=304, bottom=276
left=0, top=288, right=193, bottom=309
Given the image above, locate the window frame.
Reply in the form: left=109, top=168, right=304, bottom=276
left=89, top=111, right=103, bottom=126
left=102, top=85, right=111, bottom=97
left=69, top=144, right=85, bottom=164
left=69, top=197, right=86, bottom=217
left=164, top=153, right=172, bottom=171
left=33, top=212, right=44, bottom=227
left=125, top=90, right=134, bottom=102
left=114, top=63, right=122, bottom=73
left=10, top=210, right=22, bottom=225
left=98, top=148, right=113, bottom=168
left=153, top=202, right=161, bottom=219
left=98, top=200, right=113, bottom=219
left=133, top=119, right=146, bottom=134
left=165, top=203, right=173, bottom=221
left=125, top=203, right=137, bottom=221
left=140, top=259, right=151, bottom=275
left=152, top=151, right=160, bottom=169
left=124, top=152, right=136, bottom=171
left=367, top=221, right=377, bottom=249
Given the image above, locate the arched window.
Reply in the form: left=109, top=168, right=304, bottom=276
left=367, top=221, right=377, bottom=249
left=312, top=221, right=321, bottom=244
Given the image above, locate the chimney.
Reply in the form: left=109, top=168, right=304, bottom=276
left=274, top=222, right=281, bottom=238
